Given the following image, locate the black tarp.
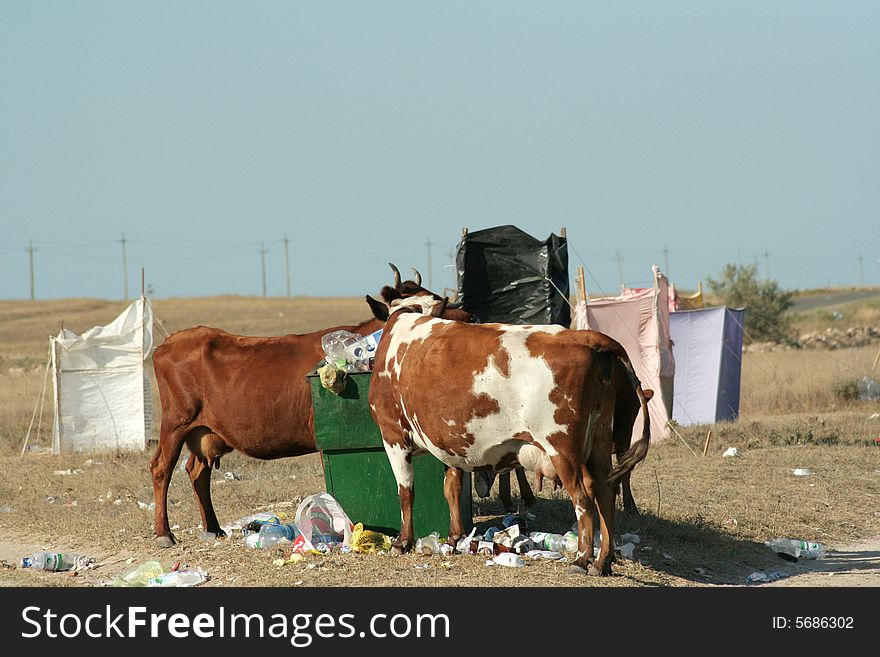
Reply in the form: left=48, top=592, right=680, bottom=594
left=455, top=225, right=570, bottom=326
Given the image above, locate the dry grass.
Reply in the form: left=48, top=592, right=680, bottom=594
left=1, top=296, right=879, bottom=587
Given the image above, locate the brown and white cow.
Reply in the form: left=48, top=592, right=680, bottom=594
left=365, top=293, right=651, bottom=575
left=149, top=265, right=439, bottom=547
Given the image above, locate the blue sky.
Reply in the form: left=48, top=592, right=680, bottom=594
left=1, top=1, right=878, bottom=300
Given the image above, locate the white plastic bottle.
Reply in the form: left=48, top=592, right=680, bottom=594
left=20, top=551, right=81, bottom=572
left=766, top=538, right=827, bottom=560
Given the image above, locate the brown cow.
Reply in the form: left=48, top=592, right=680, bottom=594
left=492, top=367, right=642, bottom=514
left=149, top=265, right=438, bottom=547
left=366, top=292, right=651, bottom=575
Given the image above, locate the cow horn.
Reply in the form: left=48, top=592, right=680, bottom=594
left=411, top=268, right=422, bottom=287
left=388, top=263, right=402, bottom=289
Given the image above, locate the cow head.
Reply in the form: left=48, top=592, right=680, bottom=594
left=367, top=263, right=478, bottom=323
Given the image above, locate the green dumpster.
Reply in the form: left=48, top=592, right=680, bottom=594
left=308, top=369, right=472, bottom=538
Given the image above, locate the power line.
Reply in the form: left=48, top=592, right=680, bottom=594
left=763, top=249, right=770, bottom=281
left=615, top=250, right=624, bottom=290
left=259, top=242, right=268, bottom=297
left=425, top=238, right=433, bottom=291
left=662, top=245, right=670, bottom=277
left=283, top=234, right=291, bottom=297
left=857, top=255, right=864, bottom=287
left=27, top=240, right=35, bottom=300
left=120, top=233, right=129, bottom=300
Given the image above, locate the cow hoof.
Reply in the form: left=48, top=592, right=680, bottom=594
left=391, top=540, right=413, bottom=555
left=589, top=561, right=613, bottom=577
left=198, top=530, right=226, bottom=541
left=155, top=535, right=176, bottom=548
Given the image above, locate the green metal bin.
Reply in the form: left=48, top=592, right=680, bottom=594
left=308, top=369, right=472, bottom=538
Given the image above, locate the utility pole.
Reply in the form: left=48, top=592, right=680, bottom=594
left=259, top=242, right=268, bottom=297
left=858, top=255, right=864, bottom=287
left=283, top=234, right=291, bottom=297
left=27, top=240, right=35, bottom=300
left=423, top=238, right=433, bottom=290
left=615, top=250, right=625, bottom=290
left=762, top=249, right=770, bottom=281
left=120, top=234, right=129, bottom=300
left=662, top=245, right=670, bottom=276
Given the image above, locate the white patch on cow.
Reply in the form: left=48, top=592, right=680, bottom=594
left=378, top=313, right=442, bottom=382
left=383, top=441, right=413, bottom=489
left=389, top=296, right=440, bottom=315
left=443, top=418, right=456, bottom=427
left=463, top=327, right=568, bottom=465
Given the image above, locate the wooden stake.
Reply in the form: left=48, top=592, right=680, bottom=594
left=702, top=429, right=713, bottom=456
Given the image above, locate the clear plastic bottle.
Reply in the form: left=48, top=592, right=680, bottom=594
left=148, top=570, right=207, bottom=587
left=563, top=531, right=579, bottom=553
left=20, top=551, right=82, bottom=572
left=259, top=522, right=301, bottom=549
left=766, top=538, right=827, bottom=560
left=529, top=532, right=565, bottom=552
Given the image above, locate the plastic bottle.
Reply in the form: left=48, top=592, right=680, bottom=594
left=259, top=522, right=301, bottom=549
left=415, top=532, right=442, bottom=555
left=492, top=553, right=525, bottom=567
left=529, top=532, right=565, bottom=552
left=20, top=551, right=83, bottom=572
left=766, top=538, right=827, bottom=560
left=149, top=570, right=207, bottom=587
left=563, top=531, right=579, bottom=553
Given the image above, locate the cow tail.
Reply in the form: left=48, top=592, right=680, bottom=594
left=607, top=357, right=653, bottom=486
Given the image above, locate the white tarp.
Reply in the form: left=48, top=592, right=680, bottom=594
left=573, top=265, right=674, bottom=441
left=669, top=306, right=744, bottom=426
left=52, top=297, right=154, bottom=453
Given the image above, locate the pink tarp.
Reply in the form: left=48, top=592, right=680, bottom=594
left=573, top=265, right=674, bottom=441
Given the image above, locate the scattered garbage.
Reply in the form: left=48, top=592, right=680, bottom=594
left=148, top=569, right=208, bottom=587
left=869, top=413, right=879, bottom=419
left=294, top=493, right=354, bottom=547
left=529, top=531, right=566, bottom=552
left=858, top=376, right=880, bottom=401
left=455, top=528, right=478, bottom=554
left=501, top=514, right=529, bottom=532
left=21, top=551, right=94, bottom=572
left=0, top=505, right=14, bottom=513
left=53, top=468, right=83, bottom=476
left=620, top=532, right=641, bottom=544
left=765, top=538, right=827, bottom=561
left=137, top=501, right=155, bottom=511
left=562, top=531, right=578, bottom=553
left=321, top=329, right=382, bottom=373
left=223, top=472, right=242, bottom=481
left=350, top=523, right=392, bottom=554
left=792, top=468, right=813, bottom=476
left=259, top=522, right=302, bottom=549
left=317, top=362, right=347, bottom=394
left=618, top=543, right=636, bottom=560
left=746, top=571, right=789, bottom=584
left=722, top=447, right=741, bottom=457
left=524, top=550, right=565, bottom=561
left=491, top=553, right=525, bottom=568
left=112, top=561, right=166, bottom=587
left=416, top=533, right=442, bottom=556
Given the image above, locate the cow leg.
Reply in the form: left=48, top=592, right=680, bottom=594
left=186, top=429, right=231, bottom=539
left=150, top=425, right=188, bottom=547
left=585, top=462, right=615, bottom=576
left=549, top=455, right=596, bottom=573
left=185, top=452, right=225, bottom=539
left=514, top=467, right=537, bottom=509
left=443, top=466, right=465, bottom=543
left=498, top=472, right=515, bottom=513
left=384, top=441, right=416, bottom=553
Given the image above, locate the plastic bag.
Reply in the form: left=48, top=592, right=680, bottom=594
left=112, top=561, right=165, bottom=587
left=350, top=522, right=393, bottom=554
left=148, top=569, right=208, bottom=587
left=294, top=493, right=354, bottom=547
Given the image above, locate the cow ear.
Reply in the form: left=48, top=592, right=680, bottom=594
left=366, top=295, right=390, bottom=322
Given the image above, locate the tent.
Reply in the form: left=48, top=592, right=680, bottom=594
left=455, top=225, right=571, bottom=326
left=669, top=306, right=744, bottom=426
left=50, top=297, right=154, bottom=453
left=573, top=265, right=675, bottom=440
